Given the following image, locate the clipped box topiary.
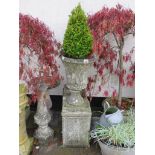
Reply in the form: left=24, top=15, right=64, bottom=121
left=63, top=3, right=93, bottom=59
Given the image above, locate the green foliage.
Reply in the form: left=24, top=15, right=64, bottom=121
left=63, top=3, right=93, bottom=59
left=90, top=109, right=135, bottom=148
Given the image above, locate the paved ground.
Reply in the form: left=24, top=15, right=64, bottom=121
left=27, top=110, right=101, bottom=155
left=45, top=146, right=101, bottom=155
left=31, top=143, right=101, bottom=155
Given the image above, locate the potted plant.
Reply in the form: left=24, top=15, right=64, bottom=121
left=87, top=4, right=135, bottom=108
left=61, top=3, right=96, bottom=147
left=90, top=109, right=135, bottom=155
left=61, top=3, right=96, bottom=105
left=19, top=13, right=61, bottom=143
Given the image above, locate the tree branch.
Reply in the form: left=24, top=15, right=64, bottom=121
left=113, top=32, right=120, bottom=48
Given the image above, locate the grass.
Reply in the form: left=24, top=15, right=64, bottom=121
left=90, top=109, right=135, bottom=148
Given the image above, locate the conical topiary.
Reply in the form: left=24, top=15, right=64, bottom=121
left=63, top=3, right=93, bottom=59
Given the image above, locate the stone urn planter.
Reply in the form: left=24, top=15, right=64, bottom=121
left=61, top=55, right=95, bottom=106
left=61, top=3, right=96, bottom=147
left=98, top=141, right=135, bottom=155
left=19, top=84, right=33, bottom=155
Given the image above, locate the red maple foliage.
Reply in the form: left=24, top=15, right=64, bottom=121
left=87, top=4, right=135, bottom=106
left=19, top=13, right=61, bottom=102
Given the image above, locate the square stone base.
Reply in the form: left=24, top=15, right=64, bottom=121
left=61, top=88, right=91, bottom=147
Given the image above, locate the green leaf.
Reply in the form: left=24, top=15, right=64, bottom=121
left=63, top=3, right=93, bottom=59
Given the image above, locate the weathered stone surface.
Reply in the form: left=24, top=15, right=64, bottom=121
left=62, top=90, right=91, bottom=147
left=61, top=55, right=95, bottom=106
left=27, top=103, right=101, bottom=154
left=34, top=83, right=54, bottom=144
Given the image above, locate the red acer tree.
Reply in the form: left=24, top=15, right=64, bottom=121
left=87, top=4, right=135, bottom=106
left=19, top=13, right=61, bottom=102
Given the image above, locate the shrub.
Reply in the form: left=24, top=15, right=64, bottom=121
left=90, top=109, right=135, bottom=148
left=87, top=4, right=135, bottom=106
left=63, top=3, right=93, bottom=59
left=19, top=13, right=61, bottom=101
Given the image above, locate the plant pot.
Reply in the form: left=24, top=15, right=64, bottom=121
left=61, top=55, right=95, bottom=105
left=98, top=141, right=135, bottom=155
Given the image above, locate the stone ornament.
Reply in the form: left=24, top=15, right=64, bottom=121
left=62, top=87, right=91, bottom=147
left=34, top=83, right=54, bottom=144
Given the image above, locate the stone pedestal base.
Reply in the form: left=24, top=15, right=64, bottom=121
left=62, top=88, right=91, bottom=147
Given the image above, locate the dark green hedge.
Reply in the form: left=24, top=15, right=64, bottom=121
left=63, top=4, right=93, bottom=59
